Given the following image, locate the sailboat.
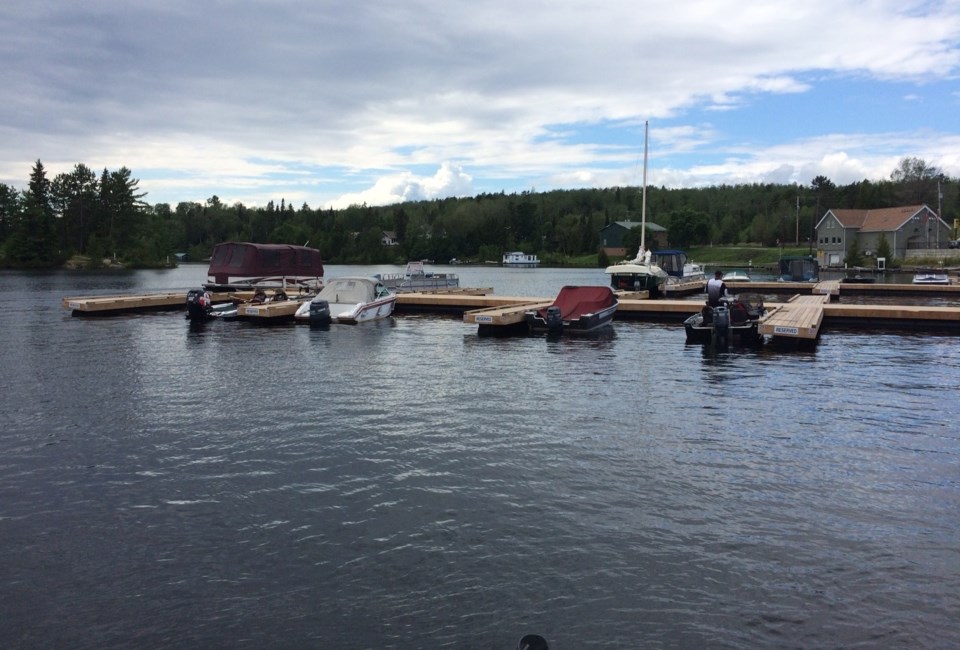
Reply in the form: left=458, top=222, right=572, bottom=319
left=604, top=121, right=669, bottom=297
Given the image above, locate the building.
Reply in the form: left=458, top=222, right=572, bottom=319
left=599, top=220, right=668, bottom=257
left=381, top=230, right=400, bottom=246
left=815, top=204, right=951, bottom=266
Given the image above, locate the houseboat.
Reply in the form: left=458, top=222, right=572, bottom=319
left=502, top=251, right=540, bottom=268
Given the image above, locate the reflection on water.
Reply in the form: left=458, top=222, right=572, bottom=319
left=1, top=269, right=959, bottom=647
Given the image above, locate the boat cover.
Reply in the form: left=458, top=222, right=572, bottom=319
left=207, top=242, right=324, bottom=284
left=315, top=277, right=382, bottom=303
left=539, top=286, right=617, bottom=320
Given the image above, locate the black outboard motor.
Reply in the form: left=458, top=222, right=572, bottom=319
left=308, top=299, right=332, bottom=325
left=185, top=288, right=212, bottom=321
left=544, top=305, right=563, bottom=333
left=712, top=303, right=730, bottom=346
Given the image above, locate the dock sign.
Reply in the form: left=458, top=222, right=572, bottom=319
left=774, top=325, right=800, bottom=336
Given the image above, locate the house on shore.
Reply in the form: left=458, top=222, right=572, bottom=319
left=599, top=220, right=668, bottom=258
left=815, top=204, right=951, bottom=266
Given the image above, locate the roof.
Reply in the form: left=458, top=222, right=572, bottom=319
left=824, top=205, right=937, bottom=232
left=605, top=220, right=666, bottom=232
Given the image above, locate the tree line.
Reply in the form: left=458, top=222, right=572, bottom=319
left=0, top=157, right=954, bottom=269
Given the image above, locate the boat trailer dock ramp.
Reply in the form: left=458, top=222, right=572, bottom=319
left=62, top=281, right=960, bottom=338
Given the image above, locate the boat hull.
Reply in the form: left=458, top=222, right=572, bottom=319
left=607, top=271, right=667, bottom=297
left=684, top=298, right=766, bottom=346
left=526, top=302, right=618, bottom=334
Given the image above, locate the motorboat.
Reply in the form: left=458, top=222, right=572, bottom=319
left=912, top=270, right=950, bottom=285
left=378, top=261, right=460, bottom=292
left=684, top=294, right=767, bottom=346
left=185, top=287, right=292, bottom=322
left=525, top=285, right=619, bottom=334
left=294, top=276, right=396, bottom=324
left=204, top=242, right=324, bottom=292
left=722, top=270, right=753, bottom=283
left=185, top=289, right=238, bottom=322
left=604, top=122, right=669, bottom=298
left=778, top=255, right=819, bottom=282
left=502, top=251, right=540, bottom=268
left=653, top=250, right=707, bottom=295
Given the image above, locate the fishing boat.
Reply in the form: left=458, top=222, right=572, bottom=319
left=653, top=250, right=707, bottom=295
left=502, top=251, right=540, bottom=268
left=684, top=294, right=767, bottom=346
left=912, top=269, right=950, bottom=285
left=605, top=121, right=669, bottom=297
left=185, top=287, right=291, bottom=322
left=778, top=255, right=819, bottom=282
left=204, top=242, right=324, bottom=291
left=525, top=286, right=619, bottom=334
left=722, top=270, right=753, bottom=283
left=294, top=276, right=396, bottom=324
left=378, top=261, right=460, bottom=292
left=185, top=289, right=238, bottom=322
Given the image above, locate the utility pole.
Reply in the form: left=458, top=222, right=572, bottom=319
left=795, top=190, right=800, bottom=246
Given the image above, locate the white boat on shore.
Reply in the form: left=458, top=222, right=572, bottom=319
left=502, top=251, right=540, bottom=268
left=295, top=276, right=396, bottom=324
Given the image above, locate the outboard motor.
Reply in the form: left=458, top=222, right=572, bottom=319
left=185, top=288, right=211, bottom=321
left=544, top=305, right=563, bottom=333
left=308, top=298, right=332, bottom=325
left=712, top=303, right=730, bottom=346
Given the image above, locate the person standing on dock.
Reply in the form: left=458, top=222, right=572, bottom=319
left=707, top=270, right=728, bottom=307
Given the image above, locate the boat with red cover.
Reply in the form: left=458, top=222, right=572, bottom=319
left=204, top=242, right=324, bottom=291
left=525, top=285, right=619, bottom=334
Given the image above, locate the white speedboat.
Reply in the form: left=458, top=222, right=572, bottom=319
left=722, top=270, right=753, bottom=283
left=912, top=270, right=950, bottom=285
left=295, top=276, right=396, bottom=324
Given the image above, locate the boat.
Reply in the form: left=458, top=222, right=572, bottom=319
left=604, top=121, right=669, bottom=297
left=294, top=276, right=396, bottom=324
left=684, top=294, right=767, bottom=346
left=722, top=270, right=753, bottom=283
left=204, top=242, right=324, bottom=292
left=778, top=255, right=819, bottom=282
left=912, top=269, right=950, bottom=285
left=525, top=285, right=619, bottom=334
left=502, top=251, right=540, bottom=268
left=653, top=250, right=707, bottom=295
left=185, top=287, right=292, bottom=322
left=378, top=261, right=460, bottom=292
left=185, top=288, right=238, bottom=322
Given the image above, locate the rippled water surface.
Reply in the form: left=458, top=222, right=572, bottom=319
left=2, top=266, right=959, bottom=648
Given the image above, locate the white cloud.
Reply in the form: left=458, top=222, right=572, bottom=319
left=324, top=162, right=473, bottom=209
left=1, top=0, right=958, bottom=206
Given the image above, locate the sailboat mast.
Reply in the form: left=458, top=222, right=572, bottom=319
left=640, top=120, right=648, bottom=251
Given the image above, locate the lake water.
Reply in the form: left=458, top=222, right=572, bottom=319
left=2, top=264, right=959, bottom=648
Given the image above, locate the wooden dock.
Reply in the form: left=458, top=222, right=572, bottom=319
left=758, top=294, right=830, bottom=340
left=62, top=292, right=187, bottom=315
left=61, top=284, right=960, bottom=334
left=463, top=301, right=552, bottom=327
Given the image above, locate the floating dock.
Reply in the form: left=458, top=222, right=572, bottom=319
left=759, top=294, right=830, bottom=341
left=61, top=283, right=960, bottom=334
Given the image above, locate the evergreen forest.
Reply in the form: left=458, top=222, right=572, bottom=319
left=0, top=157, right=955, bottom=269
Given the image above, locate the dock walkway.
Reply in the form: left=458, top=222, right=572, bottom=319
left=759, top=293, right=830, bottom=340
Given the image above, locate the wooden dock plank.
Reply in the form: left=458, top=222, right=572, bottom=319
left=237, top=300, right=302, bottom=319
left=814, top=280, right=840, bottom=296
left=63, top=292, right=186, bottom=313
left=463, top=301, right=552, bottom=326
left=758, top=294, right=828, bottom=339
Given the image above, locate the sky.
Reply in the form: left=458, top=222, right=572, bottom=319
left=2, top=0, right=959, bottom=211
